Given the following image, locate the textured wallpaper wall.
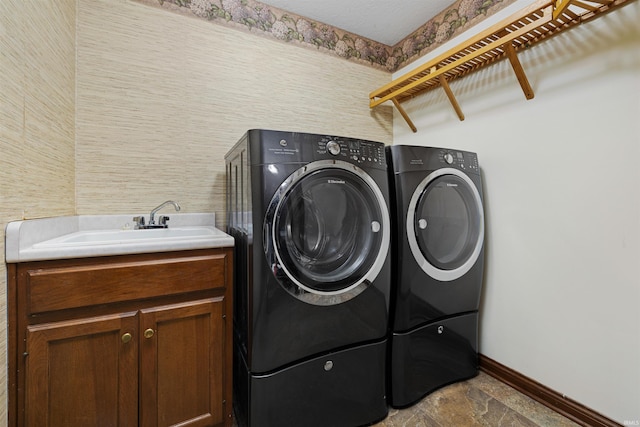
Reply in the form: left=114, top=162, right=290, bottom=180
left=75, top=0, right=393, bottom=225
left=2, top=0, right=391, bottom=419
left=0, top=0, right=76, bottom=420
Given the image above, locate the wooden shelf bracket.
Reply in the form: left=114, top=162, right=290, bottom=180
left=391, top=98, right=417, bottom=133
left=503, top=41, right=535, bottom=100
left=438, top=72, right=465, bottom=122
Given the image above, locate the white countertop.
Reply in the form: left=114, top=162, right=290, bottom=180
left=5, top=213, right=234, bottom=263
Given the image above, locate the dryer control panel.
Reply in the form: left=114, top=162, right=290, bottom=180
left=314, top=136, right=386, bottom=168
left=387, top=145, right=480, bottom=175
left=439, top=149, right=479, bottom=173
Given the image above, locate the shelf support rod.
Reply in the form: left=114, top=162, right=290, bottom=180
left=553, top=0, right=573, bottom=19
left=392, top=98, right=417, bottom=133
left=503, top=41, right=535, bottom=100
left=437, top=69, right=465, bottom=121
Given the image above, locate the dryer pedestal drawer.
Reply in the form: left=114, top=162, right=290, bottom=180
left=390, top=312, right=479, bottom=408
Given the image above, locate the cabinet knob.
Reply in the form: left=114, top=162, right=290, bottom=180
left=121, top=333, right=132, bottom=343
left=144, top=328, right=155, bottom=339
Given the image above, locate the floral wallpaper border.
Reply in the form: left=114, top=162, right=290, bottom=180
left=134, top=0, right=518, bottom=72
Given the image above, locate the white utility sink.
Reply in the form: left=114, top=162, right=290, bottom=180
left=5, top=214, right=234, bottom=262
left=34, top=227, right=221, bottom=247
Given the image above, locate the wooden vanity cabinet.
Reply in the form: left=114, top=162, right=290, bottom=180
left=8, top=248, right=233, bottom=427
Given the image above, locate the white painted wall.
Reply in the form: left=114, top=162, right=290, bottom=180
left=392, top=0, right=640, bottom=423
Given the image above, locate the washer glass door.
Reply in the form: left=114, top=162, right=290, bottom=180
left=407, top=168, right=484, bottom=282
left=266, top=161, right=389, bottom=305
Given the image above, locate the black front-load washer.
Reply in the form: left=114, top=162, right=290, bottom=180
left=386, top=145, right=485, bottom=408
left=226, top=129, right=391, bottom=427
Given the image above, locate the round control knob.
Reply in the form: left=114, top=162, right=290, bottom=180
left=444, top=153, right=454, bottom=164
left=326, top=141, right=340, bottom=156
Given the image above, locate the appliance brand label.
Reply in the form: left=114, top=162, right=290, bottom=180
left=328, top=179, right=345, bottom=184
left=268, top=147, right=299, bottom=155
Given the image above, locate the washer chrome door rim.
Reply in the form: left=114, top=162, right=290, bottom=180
left=264, top=160, right=390, bottom=305
left=406, top=168, right=484, bottom=282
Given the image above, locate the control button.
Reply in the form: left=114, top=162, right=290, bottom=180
left=444, top=153, right=454, bottom=164
left=326, top=141, right=340, bottom=155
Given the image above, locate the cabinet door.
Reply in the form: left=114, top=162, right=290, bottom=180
left=140, top=297, right=227, bottom=427
left=25, top=312, right=138, bottom=427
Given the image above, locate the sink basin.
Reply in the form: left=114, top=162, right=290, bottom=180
left=6, top=214, right=234, bottom=262
left=33, top=227, right=220, bottom=247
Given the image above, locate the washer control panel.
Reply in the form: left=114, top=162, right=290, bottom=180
left=255, top=130, right=386, bottom=168
left=439, top=149, right=479, bottom=172
left=326, top=140, right=341, bottom=155
left=315, top=136, right=385, bottom=167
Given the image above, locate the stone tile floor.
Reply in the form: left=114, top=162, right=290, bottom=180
left=373, top=372, right=580, bottom=427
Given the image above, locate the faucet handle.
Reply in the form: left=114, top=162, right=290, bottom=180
left=158, top=216, right=170, bottom=227
left=133, top=216, right=146, bottom=229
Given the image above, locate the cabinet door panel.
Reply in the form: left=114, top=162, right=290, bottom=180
left=140, top=298, right=226, bottom=427
left=25, top=312, right=138, bottom=427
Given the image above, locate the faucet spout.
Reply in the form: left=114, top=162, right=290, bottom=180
left=149, top=200, right=181, bottom=225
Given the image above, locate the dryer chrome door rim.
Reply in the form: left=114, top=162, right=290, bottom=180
left=264, top=160, right=390, bottom=306
left=407, top=167, right=484, bottom=282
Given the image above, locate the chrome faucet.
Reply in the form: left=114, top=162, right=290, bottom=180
left=150, top=200, right=181, bottom=225
left=134, top=200, right=181, bottom=229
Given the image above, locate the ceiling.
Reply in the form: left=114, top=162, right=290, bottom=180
left=257, top=0, right=458, bottom=46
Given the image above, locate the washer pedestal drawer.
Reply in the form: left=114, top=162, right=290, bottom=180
left=236, top=340, right=388, bottom=427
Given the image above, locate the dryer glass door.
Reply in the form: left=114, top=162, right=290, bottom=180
left=266, top=161, right=389, bottom=305
left=407, top=168, right=484, bottom=282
